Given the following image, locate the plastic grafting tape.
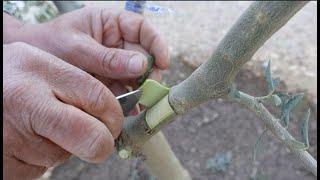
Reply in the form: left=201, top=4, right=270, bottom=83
left=138, top=79, right=169, bottom=108
left=145, top=95, right=175, bottom=129
left=138, top=79, right=175, bottom=129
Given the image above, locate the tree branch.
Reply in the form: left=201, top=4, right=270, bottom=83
left=169, top=1, right=308, bottom=114
left=228, top=90, right=317, bottom=176
left=116, top=1, right=308, bottom=150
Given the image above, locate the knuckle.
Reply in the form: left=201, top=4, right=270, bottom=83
left=52, top=66, right=85, bottom=88
left=33, top=166, right=48, bottom=179
left=100, top=49, right=118, bottom=72
left=81, top=128, right=114, bottom=162
left=49, top=150, right=70, bottom=167
left=110, top=122, right=123, bottom=139
left=4, top=80, right=28, bottom=104
left=32, top=103, right=65, bottom=137
left=109, top=111, right=124, bottom=138
left=87, top=82, right=109, bottom=114
left=27, top=166, right=47, bottom=180
left=4, top=82, right=40, bottom=134
left=9, top=42, right=45, bottom=67
left=69, top=37, right=84, bottom=51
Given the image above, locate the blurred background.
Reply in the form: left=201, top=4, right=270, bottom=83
left=29, top=1, right=316, bottom=180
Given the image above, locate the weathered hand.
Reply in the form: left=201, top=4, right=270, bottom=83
left=9, top=6, right=170, bottom=95
left=3, top=42, right=124, bottom=179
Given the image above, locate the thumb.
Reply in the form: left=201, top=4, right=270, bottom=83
left=73, top=39, right=148, bottom=79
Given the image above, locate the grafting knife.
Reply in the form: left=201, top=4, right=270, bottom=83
left=116, top=89, right=142, bottom=116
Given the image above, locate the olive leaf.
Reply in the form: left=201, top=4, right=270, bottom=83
left=264, top=60, right=273, bottom=92
left=138, top=56, right=155, bottom=85
left=264, top=61, right=280, bottom=93
left=253, top=129, right=268, bottom=162
left=229, top=85, right=241, bottom=99
left=272, top=94, right=282, bottom=106
left=300, top=108, right=310, bottom=148
left=288, top=139, right=308, bottom=151
left=285, top=93, right=304, bottom=111
left=282, top=113, right=290, bottom=128
left=272, top=77, right=280, bottom=90
left=280, top=93, right=304, bottom=127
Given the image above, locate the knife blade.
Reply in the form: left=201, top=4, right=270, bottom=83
left=116, top=89, right=141, bottom=116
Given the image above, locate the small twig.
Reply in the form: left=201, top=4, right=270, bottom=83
left=228, top=90, right=317, bottom=176
left=255, top=91, right=274, bottom=102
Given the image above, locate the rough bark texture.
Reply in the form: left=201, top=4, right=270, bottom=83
left=169, top=1, right=308, bottom=114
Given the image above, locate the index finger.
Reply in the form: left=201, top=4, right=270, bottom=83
left=118, top=11, right=170, bottom=70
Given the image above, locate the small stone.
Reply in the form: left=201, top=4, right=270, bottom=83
left=119, top=149, right=131, bottom=159
left=203, top=117, right=210, bottom=123
left=190, top=147, right=196, bottom=153
left=217, top=98, right=224, bottom=103
left=188, top=127, right=197, bottom=133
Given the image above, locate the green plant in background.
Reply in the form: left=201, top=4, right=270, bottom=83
left=4, top=1, right=58, bottom=23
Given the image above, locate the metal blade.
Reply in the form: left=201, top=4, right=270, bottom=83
left=116, top=89, right=141, bottom=116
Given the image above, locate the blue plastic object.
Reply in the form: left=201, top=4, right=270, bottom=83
left=125, top=1, right=146, bottom=14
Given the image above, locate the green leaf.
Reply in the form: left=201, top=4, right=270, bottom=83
left=280, top=93, right=304, bottom=127
left=281, top=111, right=290, bottom=128
left=138, top=56, right=155, bottom=85
left=264, top=60, right=274, bottom=93
left=272, top=77, right=280, bottom=90
left=139, top=79, right=169, bottom=108
left=288, top=139, right=308, bottom=151
left=300, top=108, right=310, bottom=148
left=229, top=86, right=240, bottom=99
left=276, top=92, right=290, bottom=102
left=272, top=94, right=282, bottom=106
left=253, top=129, right=268, bottom=162
left=285, top=93, right=304, bottom=111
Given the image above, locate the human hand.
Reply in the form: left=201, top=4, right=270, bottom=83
left=9, top=6, right=170, bottom=96
left=3, top=42, right=124, bottom=179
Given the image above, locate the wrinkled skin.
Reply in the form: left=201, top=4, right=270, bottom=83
left=6, top=6, right=170, bottom=94
left=3, top=7, right=169, bottom=180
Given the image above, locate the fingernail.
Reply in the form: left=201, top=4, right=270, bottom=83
left=129, top=55, right=146, bottom=74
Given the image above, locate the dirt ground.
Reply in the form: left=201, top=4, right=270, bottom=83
left=43, top=1, right=317, bottom=180
left=49, top=57, right=317, bottom=180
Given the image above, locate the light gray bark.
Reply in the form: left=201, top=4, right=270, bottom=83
left=169, top=1, right=308, bottom=114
